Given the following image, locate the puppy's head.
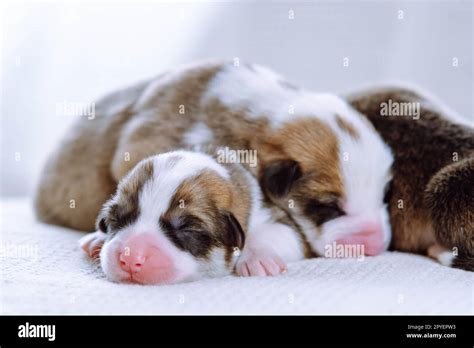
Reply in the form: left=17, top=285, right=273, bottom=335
left=97, top=151, right=245, bottom=285
left=260, top=96, right=393, bottom=258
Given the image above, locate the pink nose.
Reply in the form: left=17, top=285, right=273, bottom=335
left=119, top=250, right=146, bottom=273
left=335, top=224, right=385, bottom=256
left=117, top=233, right=173, bottom=283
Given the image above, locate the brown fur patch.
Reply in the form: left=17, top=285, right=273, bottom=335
left=202, top=98, right=273, bottom=171
left=162, top=168, right=251, bottom=262
left=101, top=159, right=154, bottom=232
left=35, top=63, right=223, bottom=231
left=425, top=157, right=474, bottom=254
left=335, top=115, right=359, bottom=139
left=111, top=64, right=224, bottom=181
left=264, top=118, right=343, bottom=199
left=118, top=160, right=154, bottom=206
left=34, top=79, right=150, bottom=231
left=169, top=170, right=234, bottom=221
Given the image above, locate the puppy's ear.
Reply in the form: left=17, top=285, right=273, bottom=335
left=221, top=211, right=245, bottom=250
left=260, top=159, right=302, bottom=198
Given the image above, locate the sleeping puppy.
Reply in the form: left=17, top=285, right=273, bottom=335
left=79, top=150, right=305, bottom=284
left=348, top=86, right=474, bottom=271
left=37, top=60, right=393, bottom=264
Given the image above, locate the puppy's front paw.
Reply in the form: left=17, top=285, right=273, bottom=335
left=79, top=231, right=107, bottom=259
left=236, top=249, right=286, bottom=277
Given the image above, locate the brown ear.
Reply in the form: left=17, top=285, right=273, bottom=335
left=260, top=159, right=302, bottom=198
left=221, top=211, right=245, bottom=250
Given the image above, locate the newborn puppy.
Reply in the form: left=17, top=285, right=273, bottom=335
left=348, top=86, right=474, bottom=270
left=38, top=60, right=393, bottom=262
left=80, top=150, right=304, bottom=284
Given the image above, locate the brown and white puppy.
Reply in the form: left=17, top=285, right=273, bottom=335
left=348, top=86, right=474, bottom=271
left=37, top=61, right=393, bottom=266
left=79, top=150, right=305, bottom=284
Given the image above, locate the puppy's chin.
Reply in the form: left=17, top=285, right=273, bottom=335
left=116, top=271, right=198, bottom=285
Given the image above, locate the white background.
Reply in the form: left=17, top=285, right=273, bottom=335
left=1, top=0, right=472, bottom=196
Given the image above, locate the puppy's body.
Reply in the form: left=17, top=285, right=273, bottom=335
left=348, top=87, right=474, bottom=270
left=80, top=150, right=305, bottom=284
left=37, top=60, right=394, bottom=262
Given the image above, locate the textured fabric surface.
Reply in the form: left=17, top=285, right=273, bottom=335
left=1, top=198, right=472, bottom=314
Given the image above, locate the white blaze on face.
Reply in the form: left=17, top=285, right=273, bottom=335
left=137, top=151, right=229, bottom=226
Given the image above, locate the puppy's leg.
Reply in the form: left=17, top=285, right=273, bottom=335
left=427, top=244, right=457, bottom=267
left=425, top=157, right=474, bottom=271
left=236, top=222, right=304, bottom=277
left=79, top=231, right=108, bottom=259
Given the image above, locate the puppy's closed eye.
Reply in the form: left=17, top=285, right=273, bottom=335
left=173, top=229, right=213, bottom=257
left=98, top=203, right=139, bottom=233
left=304, top=199, right=345, bottom=226
left=160, top=216, right=214, bottom=258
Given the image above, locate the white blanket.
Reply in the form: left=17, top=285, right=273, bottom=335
left=1, top=198, right=472, bottom=314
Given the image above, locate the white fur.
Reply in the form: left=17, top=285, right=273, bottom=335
left=205, top=63, right=298, bottom=126
left=197, top=249, right=231, bottom=278
left=137, top=151, right=229, bottom=225
left=427, top=245, right=456, bottom=268
left=183, top=122, right=214, bottom=147
left=437, top=250, right=455, bottom=267
left=244, top=221, right=304, bottom=264
left=78, top=230, right=105, bottom=250
left=295, top=124, right=393, bottom=256
left=206, top=63, right=358, bottom=128
left=241, top=168, right=273, bottom=228
left=240, top=167, right=304, bottom=263
left=328, top=110, right=393, bottom=253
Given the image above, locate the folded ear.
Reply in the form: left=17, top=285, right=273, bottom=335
left=220, top=211, right=245, bottom=250
left=260, top=159, right=302, bottom=198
